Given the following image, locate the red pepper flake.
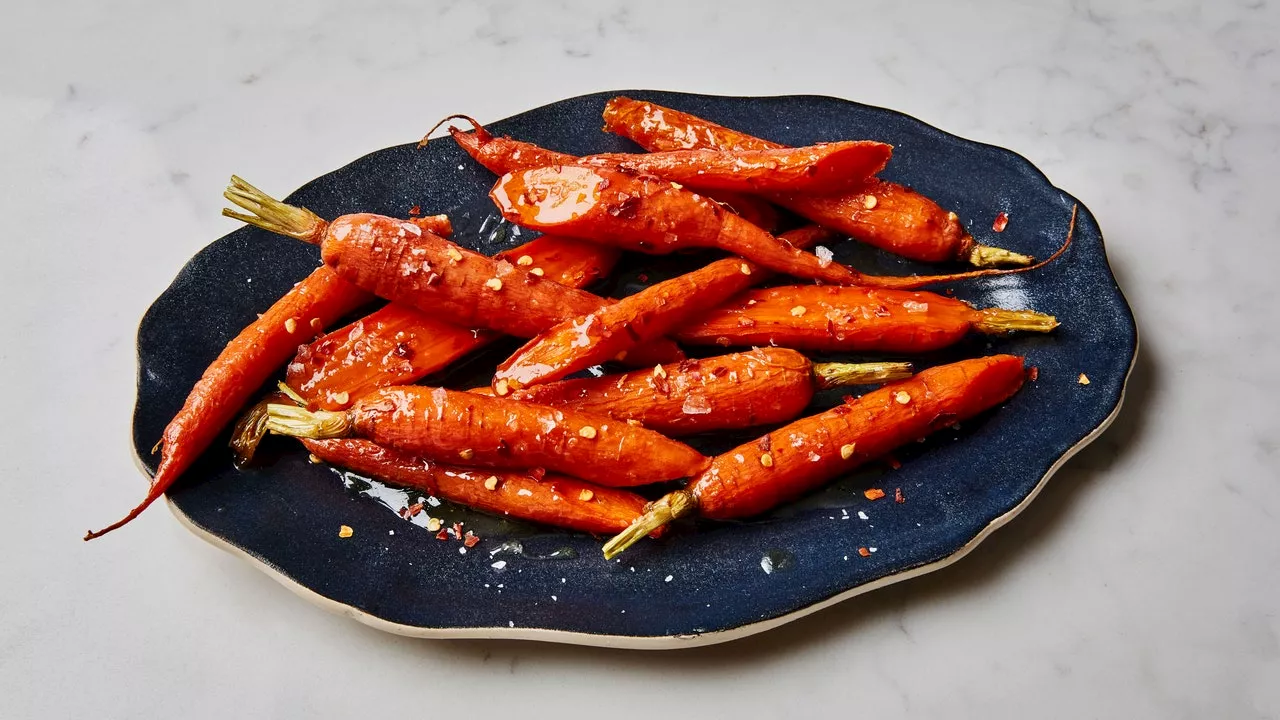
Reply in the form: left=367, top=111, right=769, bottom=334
left=401, top=502, right=425, bottom=519
left=451, top=522, right=464, bottom=540
left=409, top=204, right=422, bottom=217
left=894, top=487, right=905, bottom=504
left=756, top=435, right=772, bottom=453
left=435, top=529, right=449, bottom=541
left=992, top=212, right=1009, bottom=232
left=1028, top=366, right=1039, bottom=381
left=463, top=531, right=480, bottom=548
left=864, top=488, right=886, bottom=501
left=637, top=273, right=649, bottom=283
left=858, top=547, right=871, bottom=557
left=886, top=456, right=902, bottom=470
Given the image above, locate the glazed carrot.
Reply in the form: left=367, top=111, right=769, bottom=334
left=676, top=284, right=1058, bottom=352
left=495, top=255, right=760, bottom=389
left=602, top=355, right=1028, bottom=557
left=602, top=96, right=1032, bottom=267
left=493, top=224, right=848, bottom=389
left=264, top=386, right=709, bottom=487
left=301, top=439, right=663, bottom=537
left=223, top=177, right=683, bottom=361
left=84, top=265, right=373, bottom=540
left=483, top=348, right=911, bottom=436
left=287, top=234, right=620, bottom=410
left=492, top=166, right=1073, bottom=288
left=438, top=117, right=890, bottom=193
left=437, top=117, right=782, bottom=231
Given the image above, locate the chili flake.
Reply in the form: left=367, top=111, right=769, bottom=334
left=858, top=547, right=871, bottom=557
left=1078, top=373, right=1091, bottom=385
left=463, top=531, right=480, bottom=548
left=864, top=488, right=886, bottom=501
left=895, top=488, right=905, bottom=504
left=338, top=525, right=353, bottom=538
left=992, top=212, right=1009, bottom=232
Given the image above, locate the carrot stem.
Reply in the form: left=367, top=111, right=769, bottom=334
left=264, top=404, right=351, bottom=439
left=601, top=489, right=697, bottom=559
left=969, top=244, right=1034, bottom=268
left=973, top=308, right=1059, bottom=333
left=221, top=175, right=326, bottom=244
left=811, top=361, right=913, bottom=389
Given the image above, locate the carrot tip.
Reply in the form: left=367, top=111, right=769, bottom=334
left=223, top=176, right=326, bottom=244
left=601, top=489, right=697, bottom=559
left=968, top=244, right=1034, bottom=268
left=418, top=114, right=489, bottom=149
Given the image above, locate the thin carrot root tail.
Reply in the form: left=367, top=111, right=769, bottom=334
left=968, top=244, right=1034, bottom=268
left=973, top=308, right=1059, bottom=334
left=222, top=175, right=327, bottom=244
left=601, top=489, right=697, bottom=559
left=812, top=361, right=914, bottom=389
left=264, top=403, right=351, bottom=440
left=418, top=114, right=490, bottom=148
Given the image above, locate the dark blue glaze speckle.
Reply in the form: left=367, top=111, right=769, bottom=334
left=132, top=91, right=1136, bottom=642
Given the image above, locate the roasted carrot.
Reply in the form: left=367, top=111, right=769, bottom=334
left=301, top=439, right=663, bottom=537
left=602, top=96, right=1032, bottom=267
left=437, top=116, right=890, bottom=193
left=482, top=348, right=911, bottom=436
left=675, top=284, right=1058, bottom=352
left=602, top=355, right=1028, bottom=557
left=491, top=166, right=1074, bottom=288
left=493, top=224, right=849, bottom=389
left=264, top=386, right=709, bottom=487
left=84, top=265, right=373, bottom=540
left=435, top=116, right=782, bottom=231
left=287, top=234, right=620, bottom=410
left=494, top=255, right=760, bottom=389
left=223, top=176, right=684, bottom=362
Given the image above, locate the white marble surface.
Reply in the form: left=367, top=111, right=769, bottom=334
left=2, top=0, right=1278, bottom=717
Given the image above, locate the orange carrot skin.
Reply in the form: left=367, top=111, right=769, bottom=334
left=675, top=285, right=980, bottom=352
left=449, top=126, right=782, bottom=232
left=691, top=355, right=1026, bottom=519
left=319, top=214, right=682, bottom=366
left=349, top=387, right=709, bottom=487
left=502, top=348, right=817, bottom=436
left=320, top=214, right=607, bottom=337
left=496, top=255, right=762, bottom=388
left=602, top=96, right=975, bottom=264
left=288, top=235, right=619, bottom=410
left=490, top=165, right=861, bottom=285
left=301, top=439, right=660, bottom=536
left=580, top=141, right=892, bottom=194
left=85, top=266, right=373, bottom=539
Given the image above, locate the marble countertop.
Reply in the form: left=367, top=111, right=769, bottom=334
left=3, top=1, right=1277, bottom=717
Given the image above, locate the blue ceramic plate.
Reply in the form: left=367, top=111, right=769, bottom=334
left=134, top=91, right=1137, bottom=648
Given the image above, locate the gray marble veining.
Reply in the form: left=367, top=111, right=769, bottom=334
left=1, top=0, right=1277, bottom=717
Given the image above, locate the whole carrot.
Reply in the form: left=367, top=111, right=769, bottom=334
left=84, top=265, right=373, bottom=540
left=264, top=386, right=709, bottom=487
left=436, top=116, right=891, bottom=193
left=288, top=234, right=620, bottom=410
left=493, top=224, right=846, bottom=389
left=491, top=166, right=1073, bottom=288
left=223, top=176, right=683, bottom=363
left=436, top=116, right=782, bottom=231
left=483, top=348, right=911, bottom=436
left=494, top=254, right=761, bottom=389
left=602, top=355, right=1028, bottom=557
left=675, top=284, right=1058, bottom=352
left=602, top=96, right=1032, bottom=267
left=301, top=439, right=663, bottom=537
